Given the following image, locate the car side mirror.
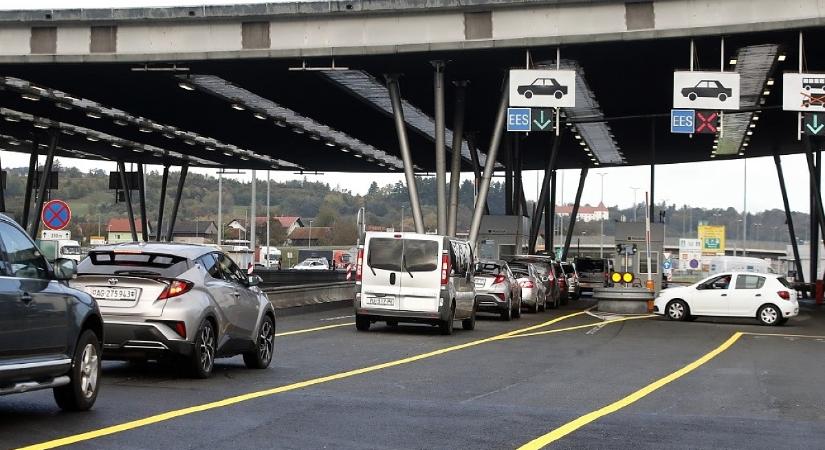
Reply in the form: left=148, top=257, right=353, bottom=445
left=53, top=258, right=77, bottom=280
left=247, top=274, right=263, bottom=286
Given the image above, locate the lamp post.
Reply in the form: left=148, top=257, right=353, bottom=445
left=308, top=219, right=313, bottom=249
left=630, top=186, right=640, bottom=222
left=596, top=172, right=607, bottom=257
left=401, top=204, right=406, bottom=233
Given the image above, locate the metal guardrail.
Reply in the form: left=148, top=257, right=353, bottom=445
left=264, top=281, right=355, bottom=310
left=256, top=269, right=348, bottom=287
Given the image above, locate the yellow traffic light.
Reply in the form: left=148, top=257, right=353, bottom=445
left=622, top=272, right=634, bottom=283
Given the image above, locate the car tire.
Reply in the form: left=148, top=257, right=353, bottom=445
left=355, top=314, right=370, bottom=332
left=501, top=299, right=513, bottom=321
left=665, top=300, right=689, bottom=321
left=529, top=300, right=538, bottom=313
left=718, top=93, right=728, bottom=101
left=243, top=315, right=275, bottom=370
left=513, top=298, right=522, bottom=319
left=440, top=303, right=455, bottom=335
left=54, top=329, right=101, bottom=411
left=524, top=90, right=533, bottom=99
left=189, top=319, right=216, bottom=379
left=462, top=306, right=477, bottom=331
left=758, top=304, right=781, bottom=326
left=688, top=92, right=697, bottom=101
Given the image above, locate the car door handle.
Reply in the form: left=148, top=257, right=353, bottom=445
left=721, top=293, right=727, bottom=297
left=389, top=273, right=396, bottom=285
left=20, top=292, right=33, bottom=305
left=755, top=293, right=762, bottom=297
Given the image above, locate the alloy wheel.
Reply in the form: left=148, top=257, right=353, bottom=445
left=199, top=324, right=215, bottom=373
left=258, top=320, right=274, bottom=364
left=79, top=343, right=99, bottom=399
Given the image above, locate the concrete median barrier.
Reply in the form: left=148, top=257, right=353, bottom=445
left=264, top=281, right=355, bottom=310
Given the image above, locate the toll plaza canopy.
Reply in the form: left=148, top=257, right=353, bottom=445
left=0, top=0, right=823, bottom=173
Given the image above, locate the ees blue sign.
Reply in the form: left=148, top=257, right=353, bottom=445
left=507, top=108, right=531, bottom=132
left=670, top=109, right=695, bottom=134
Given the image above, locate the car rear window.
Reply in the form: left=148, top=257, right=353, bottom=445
left=478, top=263, right=503, bottom=275
left=404, top=240, right=440, bottom=272
left=367, top=238, right=403, bottom=272
left=78, top=251, right=191, bottom=278
left=575, top=259, right=604, bottom=272
left=777, top=277, right=791, bottom=288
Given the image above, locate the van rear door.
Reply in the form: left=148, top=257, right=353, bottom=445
left=398, top=238, right=441, bottom=313
left=361, top=236, right=402, bottom=311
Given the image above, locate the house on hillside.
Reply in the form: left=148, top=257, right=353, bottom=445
left=107, top=218, right=144, bottom=243
left=555, top=202, right=609, bottom=222
left=152, top=220, right=218, bottom=244
left=287, top=226, right=331, bottom=246
left=254, top=216, right=304, bottom=235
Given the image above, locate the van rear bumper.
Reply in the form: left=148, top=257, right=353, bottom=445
left=355, top=293, right=450, bottom=322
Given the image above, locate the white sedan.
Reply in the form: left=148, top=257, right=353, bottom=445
left=654, top=272, right=799, bottom=326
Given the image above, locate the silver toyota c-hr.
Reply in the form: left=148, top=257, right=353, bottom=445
left=70, top=242, right=275, bottom=378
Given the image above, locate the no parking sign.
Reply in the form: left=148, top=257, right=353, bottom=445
left=41, top=199, right=71, bottom=231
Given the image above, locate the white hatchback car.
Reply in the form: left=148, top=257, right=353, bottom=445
left=654, top=272, right=799, bottom=326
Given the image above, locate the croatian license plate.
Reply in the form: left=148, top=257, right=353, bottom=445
left=88, top=286, right=139, bottom=301
left=366, top=296, right=395, bottom=306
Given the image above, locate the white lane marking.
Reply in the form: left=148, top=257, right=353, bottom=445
left=320, top=315, right=355, bottom=322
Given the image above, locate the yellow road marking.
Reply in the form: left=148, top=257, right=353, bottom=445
left=20, top=311, right=586, bottom=450
left=275, top=322, right=354, bottom=337
left=742, top=332, right=825, bottom=339
left=518, top=331, right=744, bottom=450
left=504, top=315, right=652, bottom=340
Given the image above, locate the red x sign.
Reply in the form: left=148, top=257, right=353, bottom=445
left=696, top=111, right=719, bottom=134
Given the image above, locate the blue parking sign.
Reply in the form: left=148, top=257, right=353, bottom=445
left=507, top=108, right=531, bottom=132
left=670, top=109, right=695, bottom=134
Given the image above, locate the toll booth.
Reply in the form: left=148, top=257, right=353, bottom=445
left=477, top=215, right=530, bottom=261
left=614, top=222, right=665, bottom=294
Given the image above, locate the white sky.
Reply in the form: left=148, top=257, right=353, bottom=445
left=0, top=0, right=816, bottom=214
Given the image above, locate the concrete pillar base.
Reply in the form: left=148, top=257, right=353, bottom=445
left=593, top=287, right=654, bottom=315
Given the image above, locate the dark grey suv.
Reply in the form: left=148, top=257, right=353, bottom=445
left=0, top=213, right=103, bottom=411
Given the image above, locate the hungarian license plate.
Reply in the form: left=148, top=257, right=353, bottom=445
left=88, top=286, right=139, bottom=301
left=366, top=296, right=395, bottom=306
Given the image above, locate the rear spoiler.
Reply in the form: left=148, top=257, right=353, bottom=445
left=88, top=250, right=188, bottom=268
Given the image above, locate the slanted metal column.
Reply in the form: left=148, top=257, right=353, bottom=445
left=561, top=167, right=589, bottom=261
left=466, top=134, right=489, bottom=215
left=804, top=140, right=825, bottom=277
left=468, top=81, right=509, bottom=246
left=513, top=135, right=523, bottom=217
left=529, top=129, right=563, bottom=253
left=774, top=150, right=803, bottom=283
left=156, top=165, right=169, bottom=241
left=30, top=131, right=57, bottom=238
left=547, top=170, right=556, bottom=254
left=433, top=61, right=447, bottom=235
left=21, top=138, right=39, bottom=228
left=250, top=170, right=257, bottom=250
left=137, top=163, right=148, bottom=242
left=447, top=81, right=467, bottom=237
left=166, top=164, right=188, bottom=243
left=386, top=75, right=424, bottom=234
left=117, top=161, right=138, bottom=242
left=812, top=150, right=821, bottom=282
left=0, top=152, right=5, bottom=213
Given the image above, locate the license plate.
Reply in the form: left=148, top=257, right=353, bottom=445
left=474, top=278, right=486, bottom=288
left=366, top=296, right=395, bottom=306
left=88, top=286, right=139, bottom=301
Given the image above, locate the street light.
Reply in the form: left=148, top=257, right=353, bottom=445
left=596, top=172, right=607, bottom=257
left=630, top=187, right=640, bottom=222
left=308, top=219, right=313, bottom=249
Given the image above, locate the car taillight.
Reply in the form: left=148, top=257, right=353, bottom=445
left=777, top=290, right=790, bottom=300
left=520, top=280, right=535, bottom=288
left=157, top=279, right=193, bottom=300
left=441, top=253, right=450, bottom=285
left=493, top=274, right=506, bottom=284
left=355, top=247, right=364, bottom=282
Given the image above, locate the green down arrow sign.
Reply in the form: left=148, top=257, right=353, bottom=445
left=530, top=108, right=555, bottom=132
left=805, top=113, right=825, bottom=136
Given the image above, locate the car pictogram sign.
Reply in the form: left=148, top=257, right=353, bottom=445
left=695, top=111, right=719, bottom=134
left=41, top=199, right=71, bottom=231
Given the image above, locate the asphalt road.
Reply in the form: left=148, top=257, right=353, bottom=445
left=1, top=298, right=823, bottom=450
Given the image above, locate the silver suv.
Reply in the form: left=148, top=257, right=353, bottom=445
left=71, top=243, right=275, bottom=378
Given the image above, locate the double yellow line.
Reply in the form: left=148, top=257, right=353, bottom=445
left=22, top=310, right=613, bottom=449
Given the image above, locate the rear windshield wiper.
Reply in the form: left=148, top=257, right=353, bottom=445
left=365, top=255, right=377, bottom=276
left=402, top=254, right=413, bottom=278
left=113, top=269, right=162, bottom=277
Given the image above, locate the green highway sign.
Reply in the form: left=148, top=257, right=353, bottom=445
left=530, top=108, right=555, bottom=132
left=805, top=113, right=825, bottom=136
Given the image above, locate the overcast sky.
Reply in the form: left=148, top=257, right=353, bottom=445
left=0, top=0, right=817, bottom=214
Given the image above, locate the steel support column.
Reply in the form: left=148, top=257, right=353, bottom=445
left=29, top=131, right=57, bottom=238
left=137, top=163, right=148, bottom=242
left=433, top=61, right=447, bottom=235
left=166, top=164, right=188, bottom=243
left=117, top=161, right=138, bottom=242
left=805, top=140, right=825, bottom=278
left=562, top=167, right=589, bottom=261
left=156, top=165, right=169, bottom=241
left=547, top=171, right=556, bottom=255
left=649, top=119, right=656, bottom=220
left=466, top=134, right=488, bottom=216
left=529, top=129, right=563, bottom=254
left=0, top=152, right=5, bottom=213
left=468, top=81, right=509, bottom=247
left=504, top=137, right=513, bottom=215
left=21, top=138, right=39, bottom=228
left=773, top=150, right=803, bottom=283
left=386, top=75, right=424, bottom=234
left=250, top=170, right=257, bottom=250
left=447, top=81, right=467, bottom=237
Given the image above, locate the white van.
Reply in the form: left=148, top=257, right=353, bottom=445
left=354, top=232, right=476, bottom=335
